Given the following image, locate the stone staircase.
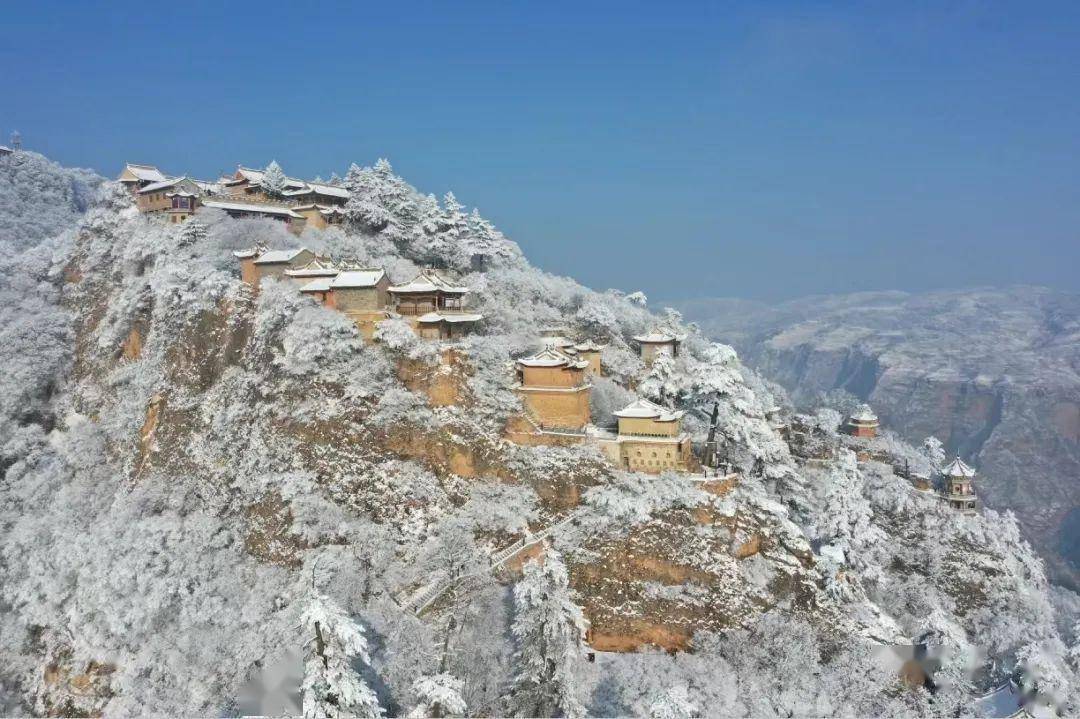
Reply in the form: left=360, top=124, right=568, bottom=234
left=403, top=507, right=588, bottom=615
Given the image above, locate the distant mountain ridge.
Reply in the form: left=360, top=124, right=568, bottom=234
left=678, top=286, right=1080, bottom=588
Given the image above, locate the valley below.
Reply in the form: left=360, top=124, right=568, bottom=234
left=678, top=287, right=1080, bottom=589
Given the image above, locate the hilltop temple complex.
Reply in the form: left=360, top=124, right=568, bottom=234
left=119, top=162, right=348, bottom=233
left=120, top=160, right=989, bottom=493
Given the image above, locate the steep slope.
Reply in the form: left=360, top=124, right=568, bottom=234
left=679, top=289, right=1080, bottom=590
left=0, top=156, right=1076, bottom=716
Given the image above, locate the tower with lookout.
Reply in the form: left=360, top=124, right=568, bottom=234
left=846, top=404, right=880, bottom=438
left=633, top=330, right=683, bottom=366
left=943, top=456, right=979, bottom=513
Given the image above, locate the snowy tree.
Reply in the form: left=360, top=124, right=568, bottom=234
left=647, top=685, right=699, bottom=718
left=626, top=291, right=647, bottom=308
left=921, top=435, right=946, bottom=471
left=300, top=589, right=384, bottom=718
left=261, top=160, right=289, bottom=198
left=507, top=551, right=588, bottom=718
left=407, top=673, right=467, bottom=718
left=177, top=218, right=207, bottom=247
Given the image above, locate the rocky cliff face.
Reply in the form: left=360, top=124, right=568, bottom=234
left=679, top=288, right=1080, bottom=588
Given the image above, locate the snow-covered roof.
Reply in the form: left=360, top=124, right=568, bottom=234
left=613, top=398, right=684, bottom=422
left=284, top=183, right=349, bottom=199
left=194, top=179, right=220, bottom=194
left=121, top=163, right=167, bottom=182
left=299, top=277, right=334, bottom=293
left=848, top=404, right=879, bottom=424
left=633, top=331, right=683, bottom=344
left=284, top=258, right=338, bottom=278
left=253, top=248, right=308, bottom=265
left=389, top=269, right=469, bottom=294
left=574, top=341, right=605, bottom=352
left=516, top=347, right=588, bottom=369
left=165, top=191, right=196, bottom=198
left=232, top=246, right=264, bottom=259
left=202, top=199, right=303, bottom=219
left=943, top=457, right=977, bottom=478
left=232, top=167, right=307, bottom=190
left=330, top=269, right=386, bottom=289
left=0, top=146, right=12, bottom=154
left=417, top=312, right=483, bottom=324
left=138, top=177, right=185, bottom=193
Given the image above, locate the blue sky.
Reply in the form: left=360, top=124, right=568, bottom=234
left=4, top=1, right=1079, bottom=301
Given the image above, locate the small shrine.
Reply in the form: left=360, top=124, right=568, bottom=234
left=942, top=456, right=978, bottom=513
left=845, top=404, right=880, bottom=438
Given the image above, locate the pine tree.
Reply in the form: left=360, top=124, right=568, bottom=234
left=177, top=219, right=207, bottom=247
left=507, top=550, right=588, bottom=718
left=921, top=436, right=946, bottom=471
left=300, top=589, right=384, bottom=719
left=261, top=160, right=289, bottom=198
left=407, top=673, right=467, bottom=718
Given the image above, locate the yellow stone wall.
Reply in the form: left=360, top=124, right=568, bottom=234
left=295, top=206, right=328, bottom=230
left=253, top=249, right=315, bottom=285
left=520, top=365, right=586, bottom=389
left=617, top=416, right=680, bottom=437
left=239, top=257, right=259, bottom=286
left=579, top=350, right=603, bottom=376
left=517, top=387, right=590, bottom=430
left=330, top=283, right=386, bottom=312
left=619, top=438, right=690, bottom=473
left=640, top=342, right=676, bottom=366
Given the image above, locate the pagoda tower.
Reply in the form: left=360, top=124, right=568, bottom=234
left=942, top=456, right=978, bottom=513
left=846, top=404, right=880, bottom=438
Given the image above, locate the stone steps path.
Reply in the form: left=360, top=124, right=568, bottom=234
left=406, top=508, right=588, bottom=615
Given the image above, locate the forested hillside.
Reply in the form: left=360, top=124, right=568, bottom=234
left=1, top=151, right=1077, bottom=717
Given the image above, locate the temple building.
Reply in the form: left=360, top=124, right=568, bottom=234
left=201, top=199, right=307, bottom=234
left=283, top=181, right=349, bottom=207
left=232, top=246, right=266, bottom=285
left=508, top=348, right=592, bottom=442
left=596, top=398, right=692, bottom=473
left=416, top=311, right=484, bottom=341
left=570, top=341, right=604, bottom=376
left=633, top=330, right=682, bottom=366
left=299, top=276, right=335, bottom=306
left=283, top=257, right=339, bottom=287
left=766, top=406, right=788, bottom=438
left=846, top=404, right=880, bottom=438
left=943, top=457, right=979, bottom=513
left=327, top=269, right=391, bottom=338
left=389, top=269, right=482, bottom=338
left=136, top=177, right=210, bottom=221
left=249, top=248, right=316, bottom=285
left=292, top=204, right=347, bottom=230
left=118, top=163, right=167, bottom=193
left=221, top=167, right=307, bottom=200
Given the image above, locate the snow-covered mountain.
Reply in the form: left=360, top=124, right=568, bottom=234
left=1, top=150, right=1077, bottom=717
left=678, top=289, right=1080, bottom=592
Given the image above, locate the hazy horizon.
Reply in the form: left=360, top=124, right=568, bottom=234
left=5, top=1, right=1079, bottom=302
